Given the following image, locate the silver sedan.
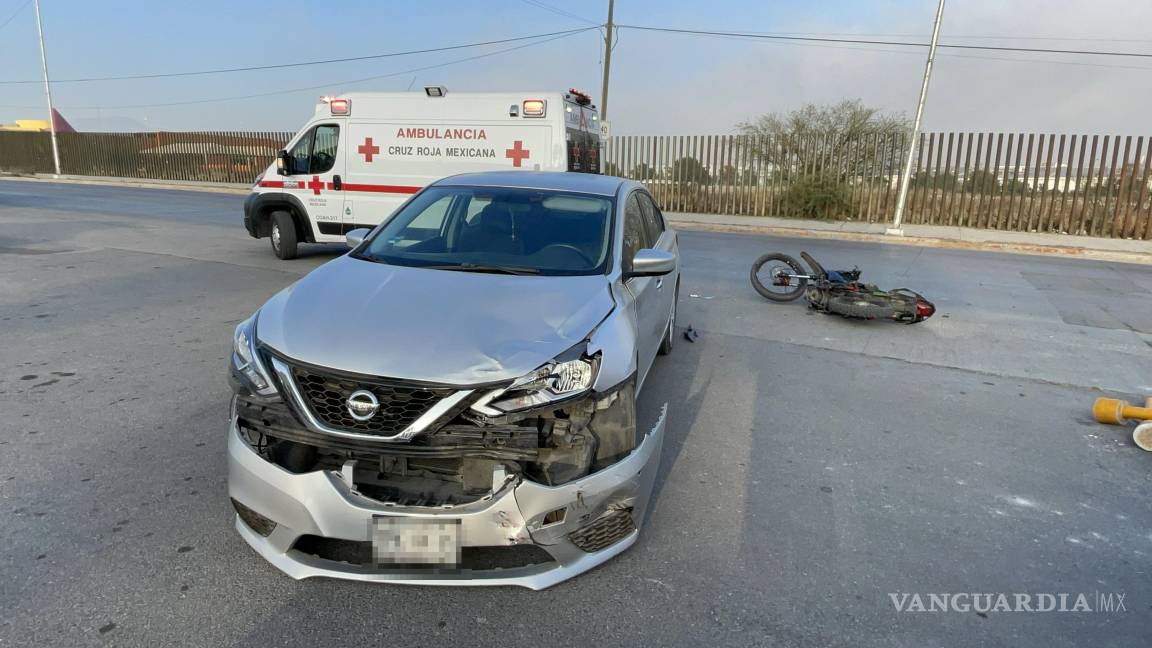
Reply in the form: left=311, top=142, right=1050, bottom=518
left=227, top=171, right=679, bottom=589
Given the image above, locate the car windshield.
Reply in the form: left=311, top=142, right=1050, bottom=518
left=355, top=186, right=614, bottom=276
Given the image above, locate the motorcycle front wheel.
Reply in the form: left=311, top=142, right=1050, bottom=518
left=751, top=253, right=808, bottom=302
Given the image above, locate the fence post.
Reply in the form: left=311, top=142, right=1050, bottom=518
left=1035, top=134, right=1053, bottom=231
left=1093, top=136, right=1110, bottom=236
left=1136, top=138, right=1152, bottom=240
left=1110, top=136, right=1133, bottom=237
left=1016, top=133, right=1036, bottom=231
left=1054, top=134, right=1074, bottom=233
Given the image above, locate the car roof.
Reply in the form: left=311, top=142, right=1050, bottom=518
left=433, top=171, right=629, bottom=197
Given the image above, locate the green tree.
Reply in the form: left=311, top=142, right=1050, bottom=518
left=715, top=165, right=759, bottom=186
left=737, top=99, right=909, bottom=180
left=603, top=161, right=622, bottom=177
left=630, top=162, right=658, bottom=181
left=668, top=157, right=712, bottom=184
left=962, top=169, right=1000, bottom=194
left=780, top=172, right=852, bottom=220
left=911, top=169, right=960, bottom=190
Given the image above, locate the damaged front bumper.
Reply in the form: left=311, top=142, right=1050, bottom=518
left=227, top=404, right=666, bottom=590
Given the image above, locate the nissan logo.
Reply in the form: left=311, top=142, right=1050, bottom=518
left=346, top=389, right=380, bottom=421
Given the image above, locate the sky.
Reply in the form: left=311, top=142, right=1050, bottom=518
left=0, top=0, right=1150, bottom=135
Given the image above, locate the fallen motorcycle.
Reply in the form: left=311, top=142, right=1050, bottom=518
left=750, top=251, right=936, bottom=324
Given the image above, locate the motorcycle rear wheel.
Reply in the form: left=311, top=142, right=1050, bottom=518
left=751, top=253, right=808, bottom=302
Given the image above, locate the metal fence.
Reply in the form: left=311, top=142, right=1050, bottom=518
left=0, top=130, right=293, bottom=183
left=3, top=130, right=1150, bottom=239
left=605, top=132, right=1152, bottom=239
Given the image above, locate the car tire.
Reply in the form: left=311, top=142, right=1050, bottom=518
left=658, top=283, right=677, bottom=355
left=270, top=211, right=298, bottom=260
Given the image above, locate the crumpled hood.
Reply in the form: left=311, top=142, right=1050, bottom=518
left=255, top=255, right=614, bottom=385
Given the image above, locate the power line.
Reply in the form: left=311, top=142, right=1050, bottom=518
left=678, top=29, right=1152, bottom=72
left=0, top=26, right=600, bottom=85
left=26, top=28, right=593, bottom=111
left=0, top=0, right=31, bottom=32
left=669, top=28, right=1152, bottom=43
left=617, top=24, right=1152, bottom=59
left=516, top=0, right=599, bottom=26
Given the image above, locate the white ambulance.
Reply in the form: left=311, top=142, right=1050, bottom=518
left=243, top=87, right=603, bottom=259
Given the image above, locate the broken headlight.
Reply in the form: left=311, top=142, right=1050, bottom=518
left=230, top=315, right=278, bottom=398
left=473, top=348, right=599, bottom=415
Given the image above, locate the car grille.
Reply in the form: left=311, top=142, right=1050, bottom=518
left=568, top=508, right=636, bottom=552
left=290, top=365, right=455, bottom=436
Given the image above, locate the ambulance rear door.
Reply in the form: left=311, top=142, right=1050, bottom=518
left=564, top=98, right=601, bottom=173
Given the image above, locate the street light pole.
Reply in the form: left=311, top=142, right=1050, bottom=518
left=887, top=0, right=946, bottom=236
left=33, top=0, right=62, bottom=177
left=600, top=0, right=614, bottom=121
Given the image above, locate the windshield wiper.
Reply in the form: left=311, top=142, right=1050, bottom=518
left=420, top=263, right=540, bottom=275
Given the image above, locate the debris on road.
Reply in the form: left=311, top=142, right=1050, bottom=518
left=683, top=325, right=699, bottom=343
left=1091, top=396, right=1152, bottom=451
left=1134, top=423, right=1152, bottom=451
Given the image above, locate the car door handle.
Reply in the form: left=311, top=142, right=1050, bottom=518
left=332, top=175, right=343, bottom=190
left=655, top=277, right=664, bottom=290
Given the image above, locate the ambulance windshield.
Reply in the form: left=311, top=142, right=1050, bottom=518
left=356, top=186, right=614, bottom=276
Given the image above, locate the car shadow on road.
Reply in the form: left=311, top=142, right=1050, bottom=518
left=286, top=244, right=349, bottom=261
left=638, top=321, right=712, bottom=525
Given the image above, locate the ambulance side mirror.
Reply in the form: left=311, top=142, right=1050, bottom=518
left=275, top=150, right=292, bottom=176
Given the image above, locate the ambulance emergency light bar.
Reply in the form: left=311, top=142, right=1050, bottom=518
left=319, top=96, right=351, bottom=115
left=567, top=89, right=593, bottom=106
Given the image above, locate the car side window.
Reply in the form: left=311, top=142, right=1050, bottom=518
left=622, top=193, right=651, bottom=275
left=286, top=129, right=314, bottom=175
left=310, top=125, right=340, bottom=174
left=638, top=193, right=665, bottom=245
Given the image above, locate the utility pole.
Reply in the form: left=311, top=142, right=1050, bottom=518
left=887, top=0, right=946, bottom=236
left=600, top=0, right=614, bottom=121
left=33, top=0, right=62, bottom=177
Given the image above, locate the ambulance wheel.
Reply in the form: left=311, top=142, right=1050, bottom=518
left=270, top=211, right=298, bottom=260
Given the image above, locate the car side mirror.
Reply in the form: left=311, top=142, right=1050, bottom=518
left=346, top=227, right=371, bottom=248
left=275, top=150, right=292, bottom=176
left=627, top=248, right=676, bottom=278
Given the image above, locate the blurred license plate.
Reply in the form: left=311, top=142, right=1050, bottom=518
left=371, top=517, right=460, bottom=566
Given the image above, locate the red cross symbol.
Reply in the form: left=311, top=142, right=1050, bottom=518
left=505, top=140, right=531, bottom=167
left=358, top=137, right=380, bottom=163
left=307, top=175, right=324, bottom=195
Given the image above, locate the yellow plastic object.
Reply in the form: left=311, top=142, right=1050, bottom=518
left=1134, top=422, right=1152, bottom=452
left=1093, top=397, right=1152, bottom=425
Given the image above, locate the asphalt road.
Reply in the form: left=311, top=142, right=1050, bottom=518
left=1, top=179, right=1150, bottom=647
